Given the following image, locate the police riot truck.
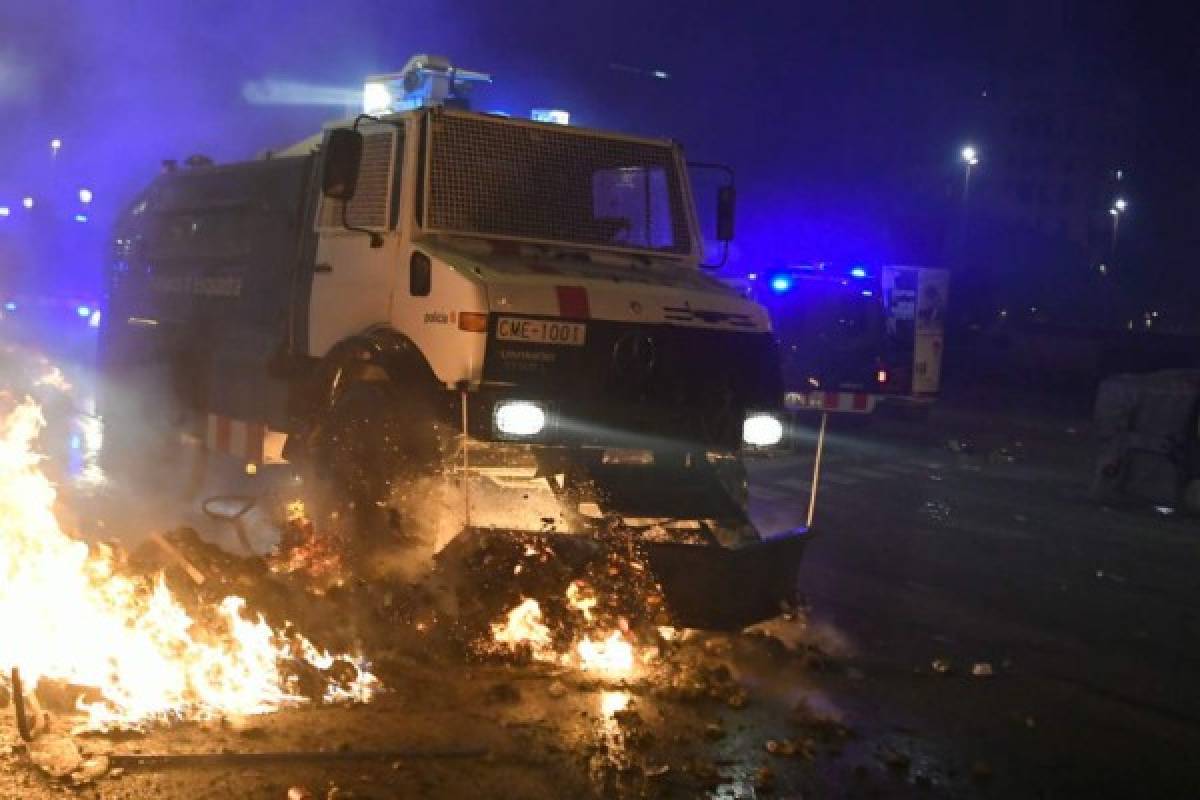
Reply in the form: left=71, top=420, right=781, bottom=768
left=99, top=55, right=806, bottom=629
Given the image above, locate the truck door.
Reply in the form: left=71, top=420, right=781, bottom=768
left=308, top=124, right=404, bottom=356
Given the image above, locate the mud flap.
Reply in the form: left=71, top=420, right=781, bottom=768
left=643, top=527, right=810, bottom=630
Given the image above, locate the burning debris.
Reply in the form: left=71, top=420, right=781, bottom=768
left=0, top=398, right=377, bottom=734
left=485, top=593, right=641, bottom=677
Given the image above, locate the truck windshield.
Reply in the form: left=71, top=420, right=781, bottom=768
left=425, top=113, right=692, bottom=255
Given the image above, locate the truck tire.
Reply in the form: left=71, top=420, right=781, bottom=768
left=313, top=379, right=441, bottom=550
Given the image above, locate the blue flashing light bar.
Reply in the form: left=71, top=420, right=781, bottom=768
left=861, top=290, right=874, bottom=297
left=850, top=266, right=868, bottom=278
left=76, top=305, right=92, bottom=318
left=4, top=301, right=16, bottom=312
left=770, top=275, right=793, bottom=294
left=74, top=214, right=89, bottom=223
left=531, top=108, right=570, bottom=125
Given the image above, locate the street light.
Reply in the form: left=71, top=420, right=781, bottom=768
left=50, top=138, right=62, bottom=158
left=1110, top=197, right=1127, bottom=260
left=78, top=188, right=93, bottom=204
left=22, top=196, right=33, bottom=210
left=960, top=145, right=980, bottom=200
left=958, top=145, right=979, bottom=265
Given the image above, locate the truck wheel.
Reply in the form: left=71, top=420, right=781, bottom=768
left=314, top=380, right=441, bottom=555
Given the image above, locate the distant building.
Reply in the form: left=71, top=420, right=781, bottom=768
left=971, top=66, right=1136, bottom=265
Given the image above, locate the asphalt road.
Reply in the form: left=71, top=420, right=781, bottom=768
left=748, top=403, right=1200, bottom=797
left=4, top=314, right=1200, bottom=797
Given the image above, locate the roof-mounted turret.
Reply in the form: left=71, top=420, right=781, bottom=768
left=362, top=54, right=491, bottom=115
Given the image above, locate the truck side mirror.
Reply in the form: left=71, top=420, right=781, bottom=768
left=716, top=185, right=736, bottom=242
left=321, top=129, right=363, bottom=200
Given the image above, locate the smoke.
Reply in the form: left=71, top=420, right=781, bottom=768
left=0, top=47, right=34, bottom=105
left=241, top=78, right=362, bottom=109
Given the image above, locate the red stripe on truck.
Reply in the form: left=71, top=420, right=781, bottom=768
left=244, top=422, right=265, bottom=463
left=555, top=285, right=590, bottom=319
left=215, top=416, right=232, bottom=453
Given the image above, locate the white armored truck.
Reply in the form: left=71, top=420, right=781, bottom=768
left=99, top=56, right=806, bottom=628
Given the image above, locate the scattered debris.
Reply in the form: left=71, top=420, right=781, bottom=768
left=690, top=758, right=720, bottom=787
left=791, top=700, right=853, bottom=741
left=753, top=764, right=775, bottom=790
left=880, top=747, right=911, bottom=771
left=970, top=759, right=994, bottom=782
left=765, top=739, right=798, bottom=757
left=70, top=754, right=110, bottom=786
left=28, top=734, right=83, bottom=779
left=484, top=682, right=522, bottom=705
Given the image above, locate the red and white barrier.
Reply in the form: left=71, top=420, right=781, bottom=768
left=203, top=415, right=288, bottom=464
left=784, top=391, right=880, bottom=414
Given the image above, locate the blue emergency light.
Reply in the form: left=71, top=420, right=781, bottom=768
left=850, top=266, right=868, bottom=278
left=770, top=275, right=793, bottom=294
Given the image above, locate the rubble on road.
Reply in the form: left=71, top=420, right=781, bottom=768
left=70, top=754, right=109, bottom=786
left=27, top=734, right=83, bottom=779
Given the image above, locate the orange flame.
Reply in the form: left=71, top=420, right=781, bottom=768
left=0, top=399, right=376, bottom=730
left=490, top=582, right=641, bottom=677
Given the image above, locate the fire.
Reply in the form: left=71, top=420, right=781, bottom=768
left=576, top=631, right=635, bottom=674
left=489, top=597, right=555, bottom=662
left=489, top=584, right=641, bottom=677
left=565, top=579, right=598, bottom=622
left=0, top=399, right=376, bottom=730
left=33, top=365, right=72, bottom=393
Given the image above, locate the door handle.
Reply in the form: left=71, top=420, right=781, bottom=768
left=314, top=263, right=333, bottom=273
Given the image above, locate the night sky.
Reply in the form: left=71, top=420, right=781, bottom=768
left=0, top=1, right=1196, bottom=319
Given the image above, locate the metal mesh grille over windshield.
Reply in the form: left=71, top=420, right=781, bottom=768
left=426, top=114, right=691, bottom=254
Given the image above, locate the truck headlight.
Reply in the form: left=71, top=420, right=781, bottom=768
left=743, top=413, right=785, bottom=447
left=494, top=400, right=547, bottom=437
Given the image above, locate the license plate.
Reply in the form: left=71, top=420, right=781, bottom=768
left=496, top=317, right=586, bottom=346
